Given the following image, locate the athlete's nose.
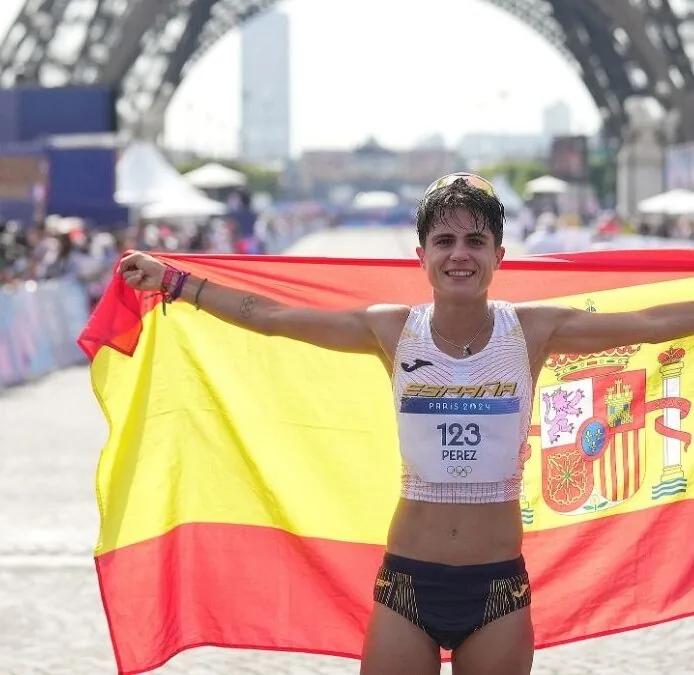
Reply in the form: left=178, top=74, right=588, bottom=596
left=449, top=243, right=471, bottom=262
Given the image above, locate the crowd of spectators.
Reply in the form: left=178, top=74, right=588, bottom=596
left=0, top=194, right=331, bottom=310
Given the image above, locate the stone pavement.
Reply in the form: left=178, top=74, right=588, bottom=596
left=1, top=367, right=692, bottom=674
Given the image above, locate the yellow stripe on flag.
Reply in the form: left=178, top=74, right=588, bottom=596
left=93, top=303, right=401, bottom=555
left=92, top=275, right=694, bottom=555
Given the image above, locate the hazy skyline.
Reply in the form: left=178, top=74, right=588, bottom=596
left=0, top=0, right=602, bottom=157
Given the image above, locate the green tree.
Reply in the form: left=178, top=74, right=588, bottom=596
left=589, top=155, right=617, bottom=206
left=475, top=159, right=547, bottom=195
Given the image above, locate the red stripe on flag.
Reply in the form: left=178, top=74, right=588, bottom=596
left=525, top=498, right=694, bottom=647
left=97, top=524, right=380, bottom=675
left=78, top=251, right=694, bottom=361
left=97, top=500, right=694, bottom=674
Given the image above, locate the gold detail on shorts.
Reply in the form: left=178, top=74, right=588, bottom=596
left=373, top=566, right=424, bottom=630
left=512, top=583, right=529, bottom=599
left=480, top=572, right=531, bottom=630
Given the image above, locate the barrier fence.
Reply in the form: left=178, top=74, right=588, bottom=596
left=0, top=277, right=90, bottom=390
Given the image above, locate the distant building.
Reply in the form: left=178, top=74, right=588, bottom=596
left=457, top=133, right=550, bottom=166
left=295, top=138, right=458, bottom=199
left=240, top=10, right=291, bottom=164
left=455, top=103, right=574, bottom=167
left=543, top=101, right=573, bottom=138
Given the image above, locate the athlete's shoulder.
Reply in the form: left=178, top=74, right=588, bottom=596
left=511, top=302, right=561, bottom=321
left=509, top=303, right=565, bottom=349
left=489, top=299, right=524, bottom=319
left=365, top=303, right=412, bottom=320
left=366, top=303, right=412, bottom=313
left=364, top=303, right=412, bottom=331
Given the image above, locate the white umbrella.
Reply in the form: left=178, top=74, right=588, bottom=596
left=184, top=163, right=247, bottom=189
left=525, top=175, right=569, bottom=195
left=637, top=189, right=694, bottom=215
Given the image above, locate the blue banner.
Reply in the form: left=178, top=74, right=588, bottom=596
left=0, top=277, right=90, bottom=389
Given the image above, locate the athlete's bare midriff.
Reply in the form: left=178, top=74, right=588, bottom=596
left=376, top=304, right=546, bottom=568
left=385, top=498, right=524, bottom=565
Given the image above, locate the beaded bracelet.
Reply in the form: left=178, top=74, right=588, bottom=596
left=161, top=266, right=177, bottom=294
left=158, top=264, right=189, bottom=315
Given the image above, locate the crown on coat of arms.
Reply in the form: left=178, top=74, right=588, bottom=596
left=545, top=299, right=641, bottom=381
left=658, top=346, right=686, bottom=365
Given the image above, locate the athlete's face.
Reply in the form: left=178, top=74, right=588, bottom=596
left=416, top=209, right=504, bottom=299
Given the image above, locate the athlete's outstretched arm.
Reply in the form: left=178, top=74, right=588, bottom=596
left=119, top=250, right=400, bottom=355
left=530, top=303, right=694, bottom=355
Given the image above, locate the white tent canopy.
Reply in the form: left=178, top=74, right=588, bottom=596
left=115, top=140, right=221, bottom=209
left=524, top=175, right=569, bottom=195
left=184, top=162, right=247, bottom=189
left=637, top=189, right=694, bottom=215
left=140, top=192, right=228, bottom=219
left=352, top=191, right=399, bottom=209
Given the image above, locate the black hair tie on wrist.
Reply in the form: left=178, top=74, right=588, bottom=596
left=194, top=278, right=208, bottom=310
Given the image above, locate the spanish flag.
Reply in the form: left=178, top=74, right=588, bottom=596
left=79, top=249, right=694, bottom=675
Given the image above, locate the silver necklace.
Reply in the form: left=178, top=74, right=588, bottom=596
left=430, top=307, right=492, bottom=357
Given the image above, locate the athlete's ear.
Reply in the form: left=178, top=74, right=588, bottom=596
left=416, top=246, right=425, bottom=268
left=495, top=246, right=506, bottom=269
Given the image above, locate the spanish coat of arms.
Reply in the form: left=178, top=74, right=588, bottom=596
left=529, top=301, right=691, bottom=515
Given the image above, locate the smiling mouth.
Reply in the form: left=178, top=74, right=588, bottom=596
left=445, top=270, right=475, bottom=278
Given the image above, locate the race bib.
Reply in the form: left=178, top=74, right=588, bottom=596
left=398, top=397, right=521, bottom=483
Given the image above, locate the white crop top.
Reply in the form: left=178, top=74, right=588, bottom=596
left=393, top=301, right=533, bottom=504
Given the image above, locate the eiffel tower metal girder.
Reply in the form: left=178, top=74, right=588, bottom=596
left=476, top=0, right=648, bottom=145
left=117, top=0, right=276, bottom=133
left=1, top=0, right=694, bottom=143
left=547, top=0, right=636, bottom=142
left=633, top=0, right=694, bottom=141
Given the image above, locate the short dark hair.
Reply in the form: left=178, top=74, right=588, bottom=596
left=415, top=177, right=505, bottom=248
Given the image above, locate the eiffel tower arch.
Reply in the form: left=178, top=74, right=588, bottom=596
left=1, top=0, right=694, bottom=144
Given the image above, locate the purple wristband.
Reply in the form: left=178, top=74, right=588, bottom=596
left=170, top=271, right=190, bottom=301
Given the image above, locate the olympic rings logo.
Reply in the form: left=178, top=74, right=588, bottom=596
left=447, top=466, right=472, bottom=477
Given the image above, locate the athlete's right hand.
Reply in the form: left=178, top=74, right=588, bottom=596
left=118, top=251, right=167, bottom=292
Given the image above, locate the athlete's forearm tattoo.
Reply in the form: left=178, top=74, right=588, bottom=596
left=240, top=295, right=258, bottom=320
